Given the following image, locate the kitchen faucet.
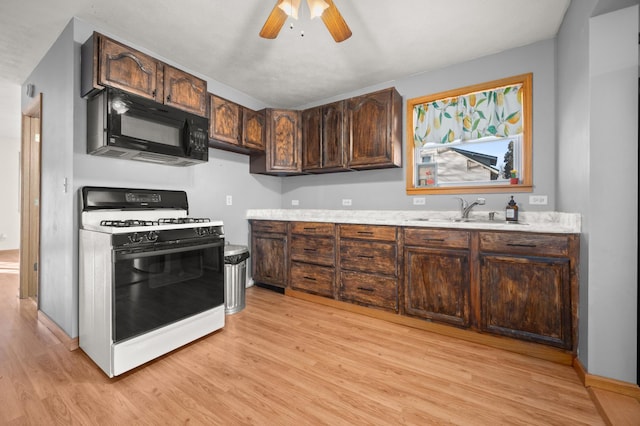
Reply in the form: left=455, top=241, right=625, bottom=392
left=455, top=197, right=486, bottom=219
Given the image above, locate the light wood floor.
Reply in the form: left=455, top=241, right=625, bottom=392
left=0, top=250, right=606, bottom=425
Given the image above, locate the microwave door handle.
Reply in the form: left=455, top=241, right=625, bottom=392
left=114, top=241, right=224, bottom=261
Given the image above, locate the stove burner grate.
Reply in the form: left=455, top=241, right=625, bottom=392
left=158, top=217, right=211, bottom=224
left=100, top=219, right=158, bottom=227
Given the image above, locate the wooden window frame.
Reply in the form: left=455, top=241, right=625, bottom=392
left=406, top=73, right=533, bottom=195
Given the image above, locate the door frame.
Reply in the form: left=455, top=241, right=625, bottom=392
left=20, top=93, right=42, bottom=302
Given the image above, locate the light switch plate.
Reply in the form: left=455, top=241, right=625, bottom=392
left=413, top=197, right=426, bottom=205
left=291, top=199, right=299, bottom=206
left=226, top=195, right=232, bottom=206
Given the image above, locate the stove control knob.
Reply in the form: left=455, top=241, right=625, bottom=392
left=147, top=231, right=158, bottom=242
left=195, top=227, right=209, bottom=237
left=128, top=233, right=144, bottom=244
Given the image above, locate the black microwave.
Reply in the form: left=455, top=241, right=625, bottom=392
left=87, top=87, right=208, bottom=166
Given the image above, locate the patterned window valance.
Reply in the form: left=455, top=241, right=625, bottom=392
left=413, top=83, right=523, bottom=146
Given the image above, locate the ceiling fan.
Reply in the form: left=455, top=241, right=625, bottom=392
left=259, top=0, right=352, bottom=43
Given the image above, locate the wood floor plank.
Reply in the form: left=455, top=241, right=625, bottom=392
left=0, top=255, right=609, bottom=425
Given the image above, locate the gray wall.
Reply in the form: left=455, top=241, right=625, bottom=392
left=21, top=21, right=77, bottom=335
left=0, top=80, right=20, bottom=250
left=588, top=5, right=638, bottom=382
left=284, top=40, right=558, bottom=214
left=557, top=0, right=638, bottom=383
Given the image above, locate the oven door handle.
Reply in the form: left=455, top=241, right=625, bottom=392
left=114, top=240, right=224, bottom=261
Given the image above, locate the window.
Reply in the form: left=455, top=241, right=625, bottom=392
left=406, top=73, right=532, bottom=195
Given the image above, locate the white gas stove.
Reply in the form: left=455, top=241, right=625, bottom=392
left=79, top=186, right=226, bottom=377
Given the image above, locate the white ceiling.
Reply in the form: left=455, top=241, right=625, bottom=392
left=0, top=0, right=570, bottom=108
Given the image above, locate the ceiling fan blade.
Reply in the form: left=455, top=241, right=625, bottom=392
left=259, top=1, right=288, bottom=39
left=321, top=0, right=352, bottom=42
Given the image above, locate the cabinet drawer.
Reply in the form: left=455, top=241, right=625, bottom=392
left=404, top=228, right=470, bottom=249
left=251, top=220, right=287, bottom=234
left=290, top=262, right=334, bottom=297
left=340, top=271, right=398, bottom=311
left=340, top=240, right=397, bottom=276
left=339, top=225, right=397, bottom=241
left=290, top=222, right=335, bottom=236
left=479, top=232, right=569, bottom=257
left=290, top=235, right=335, bottom=266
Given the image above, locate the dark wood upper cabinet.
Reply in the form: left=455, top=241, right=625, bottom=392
left=81, top=32, right=207, bottom=117
left=346, top=87, right=402, bottom=169
left=302, top=106, right=322, bottom=171
left=250, top=109, right=302, bottom=175
left=242, top=107, right=265, bottom=151
left=95, top=36, right=162, bottom=100
left=209, top=95, right=241, bottom=146
left=162, top=65, right=207, bottom=117
left=302, top=101, right=348, bottom=173
left=208, top=98, right=265, bottom=154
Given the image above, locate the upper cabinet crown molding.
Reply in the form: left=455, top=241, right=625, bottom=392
left=81, top=32, right=207, bottom=117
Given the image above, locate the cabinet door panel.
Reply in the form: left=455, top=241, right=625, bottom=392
left=290, top=262, right=334, bottom=297
left=480, top=254, right=572, bottom=349
left=252, top=234, right=287, bottom=287
left=340, top=271, right=398, bottom=311
left=210, top=95, right=241, bottom=145
left=347, top=88, right=401, bottom=169
left=322, top=101, right=347, bottom=169
left=162, top=65, right=207, bottom=117
left=405, top=248, right=470, bottom=327
left=99, top=36, right=158, bottom=101
left=242, top=108, right=265, bottom=151
left=268, top=109, right=301, bottom=172
left=302, top=107, right=322, bottom=170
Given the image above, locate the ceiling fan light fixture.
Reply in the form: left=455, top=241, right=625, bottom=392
left=277, top=0, right=301, bottom=19
left=307, top=0, right=329, bottom=19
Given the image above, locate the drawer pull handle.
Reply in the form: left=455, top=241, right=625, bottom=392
left=303, top=227, right=317, bottom=231
left=357, top=231, right=374, bottom=235
left=357, top=255, right=374, bottom=259
left=357, top=286, right=375, bottom=292
left=424, top=238, right=445, bottom=242
left=507, top=243, right=537, bottom=248
left=304, top=248, right=317, bottom=252
left=303, top=276, right=317, bottom=281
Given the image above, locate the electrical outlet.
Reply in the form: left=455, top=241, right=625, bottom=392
left=225, top=195, right=232, bottom=206
left=291, top=199, right=299, bottom=206
left=342, top=199, right=352, bottom=206
left=529, top=195, right=548, bottom=205
left=413, top=197, right=426, bottom=206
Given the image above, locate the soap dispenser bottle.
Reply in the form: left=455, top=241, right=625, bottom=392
left=505, top=196, right=519, bottom=222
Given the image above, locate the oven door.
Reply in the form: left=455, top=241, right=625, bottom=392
left=112, top=238, right=224, bottom=343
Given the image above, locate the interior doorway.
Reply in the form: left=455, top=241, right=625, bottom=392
left=20, top=93, right=42, bottom=303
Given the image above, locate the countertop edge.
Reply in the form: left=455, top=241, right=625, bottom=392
left=245, top=209, right=581, bottom=234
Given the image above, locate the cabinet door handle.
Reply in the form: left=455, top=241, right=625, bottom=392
left=357, top=286, right=375, bottom=292
left=303, top=276, right=317, bottom=281
left=507, top=243, right=537, bottom=248
left=166, top=94, right=171, bottom=102
left=152, top=89, right=156, bottom=98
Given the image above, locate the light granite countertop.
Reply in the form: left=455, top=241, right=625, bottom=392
left=246, top=209, right=581, bottom=234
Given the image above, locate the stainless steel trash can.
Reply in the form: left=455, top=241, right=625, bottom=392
left=224, top=244, right=250, bottom=314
